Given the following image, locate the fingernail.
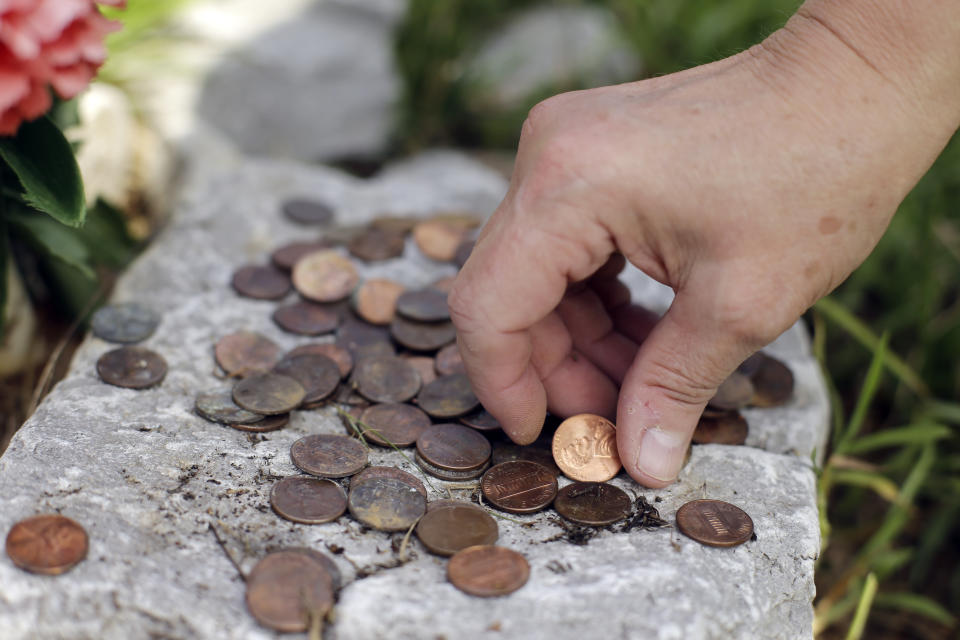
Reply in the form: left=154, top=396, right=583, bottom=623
left=634, top=426, right=686, bottom=482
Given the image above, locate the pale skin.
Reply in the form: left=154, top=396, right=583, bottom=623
left=449, top=0, right=960, bottom=488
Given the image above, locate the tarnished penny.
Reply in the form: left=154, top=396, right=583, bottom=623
left=358, top=403, right=431, bottom=447
left=352, top=466, right=426, bottom=499
left=416, top=423, right=491, bottom=472
left=434, top=343, right=465, bottom=376
left=460, top=407, right=500, bottom=432
left=96, top=347, right=167, bottom=389
left=551, top=414, right=621, bottom=482
left=273, top=353, right=341, bottom=406
left=395, top=288, right=449, bottom=322
left=693, top=411, right=748, bottom=445
left=413, top=220, right=466, bottom=261
left=708, top=371, right=755, bottom=410
left=481, top=461, right=557, bottom=514
left=447, top=546, right=529, bottom=597
left=336, top=319, right=393, bottom=357
left=214, top=331, right=281, bottom=377
left=91, top=302, right=159, bottom=343
left=282, top=198, right=335, bottom=226
left=416, top=373, right=479, bottom=419
left=287, top=343, right=353, bottom=378
left=195, top=390, right=264, bottom=424
left=416, top=505, right=498, bottom=557
left=491, top=442, right=561, bottom=477
left=404, top=356, right=437, bottom=385
left=5, top=514, right=88, bottom=575
left=271, top=240, right=333, bottom=271
left=245, top=550, right=334, bottom=632
left=389, top=316, right=456, bottom=352
left=348, top=476, right=426, bottom=532
left=272, top=301, right=339, bottom=335
left=270, top=477, right=347, bottom=524
left=291, top=434, right=368, bottom=478
left=352, top=356, right=421, bottom=403
left=231, top=264, right=291, bottom=300
left=292, top=250, right=359, bottom=303
left=230, top=413, right=289, bottom=433
left=554, top=482, right=632, bottom=526
left=676, top=499, right=754, bottom=547
left=233, top=372, right=305, bottom=415
left=353, top=278, right=405, bottom=325
left=747, top=353, right=794, bottom=407
left=348, top=227, right=406, bottom=262
left=454, top=239, right=475, bottom=268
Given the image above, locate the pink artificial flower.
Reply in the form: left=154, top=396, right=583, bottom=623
left=0, top=0, right=124, bottom=135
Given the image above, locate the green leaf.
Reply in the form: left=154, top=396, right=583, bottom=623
left=843, top=423, right=953, bottom=454
left=873, top=592, right=957, bottom=628
left=0, top=117, right=85, bottom=227
left=6, top=209, right=94, bottom=278
left=831, top=468, right=900, bottom=503
left=837, top=332, right=889, bottom=453
left=76, top=199, right=139, bottom=268
left=845, top=572, right=878, bottom=640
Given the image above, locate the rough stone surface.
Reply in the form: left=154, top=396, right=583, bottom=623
left=0, top=139, right=826, bottom=639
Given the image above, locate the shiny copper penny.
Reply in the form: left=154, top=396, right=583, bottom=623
left=292, top=250, right=359, bottom=303
left=748, top=353, right=794, bottom=407
left=291, top=434, right=368, bottom=478
left=214, top=331, right=281, bottom=377
left=287, top=343, right=353, bottom=378
left=336, top=318, right=393, bottom=356
left=554, top=482, right=632, bottom=526
left=270, top=476, right=347, bottom=524
left=353, top=278, right=405, bottom=325
left=348, top=475, right=426, bottom=532
left=454, top=239, right=475, bottom=268
left=404, top=356, right=437, bottom=386
left=232, top=372, right=306, bottom=415
left=481, top=461, right=557, bottom=514
left=195, top=390, right=264, bottom=424
left=416, top=373, right=479, bottom=419
left=413, top=220, right=466, bottom=262
left=491, top=442, right=561, bottom=477
left=352, top=466, right=426, bottom=499
left=416, top=423, right=491, bottom=472
left=416, top=504, right=498, bottom=557
left=271, top=240, right=333, bottom=271
left=390, top=316, right=457, bottom=352
left=231, top=264, right=291, bottom=300
left=447, top=546, right=529, bottom=597
left=352, top=355, right=421, bottom=403
left=273, top=353, right=341, bottom=406
left=359, top=403, right=431, bottom=447
left=395, top=288, right=449, bottom=322
left=348, top=227, right=406, bottom=262
left=96, top=347, right=167, bottom=389
left=91, top=302, right=159, bottom=344
left=693, top=410, right=748, bottom=445
left=460, top=407, right=500, bottom=432
left=434, top=343, right=465, bottom=376
left=272, top=301, right=339, bottom=335
left=708, top=371, right=755, bottom=410
left=230, top=413, right=290, bottom=433
left=676, top=499, right=754, bottom=547
left=551, top=413, right=621, bottom=482
left=245, top=550, right=334, bottom=632
left=5, top=514, right=88, bottom=575
left=282, top=198, right=335, bottom=226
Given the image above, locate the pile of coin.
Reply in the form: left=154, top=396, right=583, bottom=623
left=91, top=302, right=167, bottom=389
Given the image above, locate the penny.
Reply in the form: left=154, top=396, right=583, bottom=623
left=230, top=413, right=290, bottom=433
left=447, top=546, right=529, bottom=597
left=426, top=498, right=476, bottom=512
left=275, top=547, right=342, bottom=592
left=233, top=372, right=306, bottom=415
left=416, top=504, right=498, bottom=557
left=348, top=475, right=426, bottom=532
left=214, top=331, right=281, bottom=377
left=676, top=499, right=754, bottom=547
left=270, top=476, right=347, bottom=524
left=195, top=390, right=264, bottom=424
left=231, top=264, right=291, bottom=300
left=271, top=240, right=333, bottom=271
left=554, top=482, right=632, bottom=526
left=454, top=239, right=474, bottom=268
left=431, top=212, right=483, bottom=229
left=292, top=250, right=359, bottom=303
left=370, top=215, right=419, bottom=235
left=336, top=318, right=393, bottom=356
left=415, top=452, right=489, bottom=481
left=245, top=550, right=334, bottom=632
left=460, top=407, right=500, bottom=432
left=390, top=316, right=456, bottom=352
left=272, top=301, right=339, bottom=335
left=404, top=356, right=437, bottom=386
left=413, top=219, right=466, bottom=262
left=434, top=343, right=465, bottom=376
left=291, top=434, right=368, bottom=478
left=352, top=356, right=421, bottom=404
left=708, top=371, right=755, bottom=410
left=5, top=514, right=88, bottom=575
left=551, top=413, right=621, bottom=482
left=491, top=442, right=561, bottom=477
left=748, top=353, right=794, bottom=407
left=96, top=346, right=166, bottom=389
left=481, top=461, right=557, bottom=514
left=287, top=343, right=353, bottom=378
left=353, top=278, right=405, bottom=325
left=273, top=353, right=341, bottom=406
left=91, top=302, right=159, bottom=343
left=348, top=227, right=406, bottom=262
left=693, top=410, right=748, bottom=445
left=358, top=403, right=431, bottom=447
left=395, top=288, right=449, bottom=322
left=417, top=373, right=479, bottom=419
left=282, top=198, right=335, bottom=226
left=352, top=466, right=427, bottom=499
left=417, top=423, right=491, bottom=472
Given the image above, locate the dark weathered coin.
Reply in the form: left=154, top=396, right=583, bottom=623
left=352, top=466, right=427, bottom=499
left=278, top=547, right=342, bottom=591
left=245, top=550, right=334, bottom=632
left=416, top=504, right=498, bottom=557
left=416, top=423, right=491, bottom=472
left=460, top=407, right=500, bottom=432
left=454, top=239, right=475, bottom=268
left=348, top=476, right=426, bottom=532
left=292, top=250, right=359, bottom=303
left=287, top=343, right=353, bottom=378
left=693, top=410, right=748, bottom=445
left=231, top=264, right=291, bottom=300
left=554, top=482, right=632, bottom=526
left=748, top=354, right=794, bottom=407
left=708, top=371, right=755, bottom=410
left=270, top=476, right=347, bottom=524
left=214, top=331, right=281, bottom=377
left=273, top=353, right=341, bottom=406
left=348, top=227, right=406, bottom=262
left=491, top=442, right=561, bottom=477
left=336, top=318, right=393, bottom=357
left=352, top=356, right=421, bottom=404
left=426, top=498, right=475, bottom=512
left=353, top=278, right=405, bottom=325
left=282, top=198, right=335, bottom=226
left=97, top=347, right=166, bottom=389
left=676, top=499, right=754, bottom=548
left=358, top=403, right=431, bottom=447
left=271, top=240, right=333, bottom=271
left=447, top=545, right=529, bottom=597
left=415, top=452, right=489, bottom=481
left=195, top=390, right=264, bottom=424
left=416, top=373, right=478, bottom=419
left=481, top=461, right=557, bottom=514
left=413, top=220, right=466, bottom=262
left=5, top=514, right=88, bottom=575
left=434, top=343, right=465, bottom=376
left=390, top=316, right=456, bottom=352
left=230, top=413, right=289, bottom=433
left=91, top=302, right=159, bottom=343
left=395, top=288, right=449, bottom=322
left=233, top=372, right=305, bottom=415
left=272, top=301, right=339, bottom=335
left=404, top=355, right=437, bottom=386
left=291, top=434, right=368, bottom=478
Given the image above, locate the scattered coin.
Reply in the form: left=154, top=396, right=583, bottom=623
left=453, top=239, right=475, bottom=268
left=336, top=318, right=393, bottom=356
left=353, top=278, right=405, bottom=325
left=287, top=343, right=353, bottom=378
left=352, top=356, right=421, bottom=404
left=416, top=373, right=479, bottom=419
left=352, top=466, right=427, bottom=499
left=708, top=371, right=755, bottom=410
left=675, top=499, right=754, bottom=548
left=214, top=331, right=281, bottom=377
left=273, top=353, right=341, bottom=406
left=282, top=198, right=335, bottom=226
left=390, top=316, right=456, bottom=352
left=416, top=423, right=491, bottom=480
left=693, top=411, right=748, bottom=445
left=358, top=403, right=431, bottom=447
left=431, top=212, right=483, bottom=229
left=552, top=413, right=621, bottom=482
left=230, top=413, right=289, bottom=433
left=434, top=343, right=465, bottom=376
left=554, top=482, right=632, bottom=526
left=491, top=442, right=561, bottom=477
left=348, top=227, right=406, bottom=262
left=395, top=288, right=449, bottom=322
left=91, top=302, right=159, bottom=343
left=270, top=476, right=347, bottom=524
left=370, top=215, right=419, bottom=235
left=460, top=407, right=500, bottom=432
left=272, top=301, right=339, bottom=335
left=195, top=390, right=264, bottom=424
left=271, top=240, right=333, bottom=271
left=233, top=372, right=306, bottom=415
left=748, top=354, right=794, bottom=407
left=348, top=475, right=426, bottom=532
left=292, top=250, right=359, bottom=303
left=481, top=461, right=558, bottom=514
left=5, top=514, right=88, bottom=575
left=403, top=355, right=437, bottom=386
left=413, top=219, right=466, bottom=262
left=291, top=434, right=368, bottom=478
left=96, top=346, right=167, bottom=389
left=416, top=504, right=498, bottom=557
left=231, top=264, right=291, bottom=300
left=447, top=545, right=529, bottom=597
left=245, top=550, right=334, bottom=632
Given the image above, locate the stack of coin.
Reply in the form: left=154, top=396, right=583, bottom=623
left=91, top=303, right=166, bottom=389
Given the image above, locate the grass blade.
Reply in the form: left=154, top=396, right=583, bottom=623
left=836, top=332, right=889, bottom=453
left=873, top=592, right=957, bottom=628
left=843, top=423, right=953, bottom=455
left=845, top=573, right=878, bottom=640
left=830, top=469, right=899, bottom=503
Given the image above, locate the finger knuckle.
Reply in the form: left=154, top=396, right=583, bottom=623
left=643, top=354, right=719, bottom=408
